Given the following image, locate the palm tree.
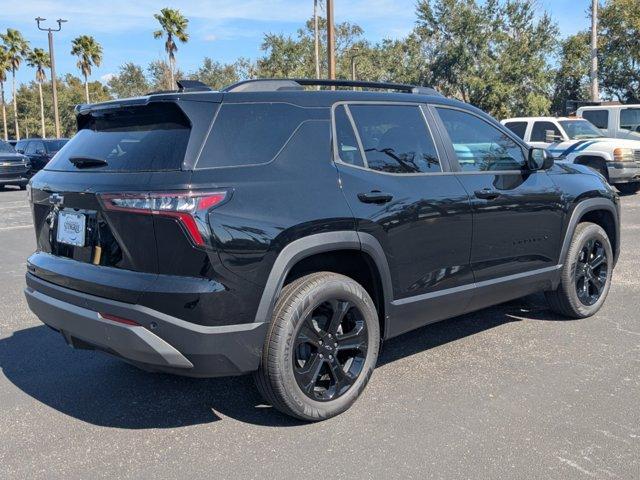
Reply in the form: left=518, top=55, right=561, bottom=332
left=0, top=29, right=30, bottom=141
left=70, top=35, right=103, bottom=103
left=26, top=48, right=50, bottom=139
left=0, top=47, right=10, bottom=141
left=153, top=8, right=189, bottom=89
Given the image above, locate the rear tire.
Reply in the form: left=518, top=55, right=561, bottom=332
left=545, top=222, right=612, bottom=318
left=616, top=182, right=640, bottom=195
left=254, top=272, right=380, bottom=421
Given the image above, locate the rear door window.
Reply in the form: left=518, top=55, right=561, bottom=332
left=503, top=121, right=528, bottom=139
left=581, top=110, right=609, bottom=129
left=348, top=104, right=441, bottom=174
left=45, top=103, right=191, bottom=172
left=197, top=103, right=318, bottom=168
left=26, top=140, right=45, bottom=155
left=333, top=105, right=364, bottom=167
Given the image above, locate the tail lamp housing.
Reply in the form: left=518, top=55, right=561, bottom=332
left=98, top=191, right=228, bottom=247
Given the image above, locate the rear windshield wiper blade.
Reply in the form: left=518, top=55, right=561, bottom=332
left=69, top=156, right=108, bottom=168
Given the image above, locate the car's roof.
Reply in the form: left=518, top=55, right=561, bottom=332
left=578, top=104, right=640, bottom=111
left=502, top=116, right=582, bottom=122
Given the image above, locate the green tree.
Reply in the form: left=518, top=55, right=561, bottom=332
left=0, top=47, right=10, bottom=141
left=71, top=35, right=103, bottom=104
left=153, top=8, right=189, bottom=90
left=108, top=63, right=149, bottom=98
left=598, top=0, right=640, bottom=102
left=189, top=57, right=253, bottom=90
left=26, top=47, right=50, bottom=138
left=415, top=0, right=558, bottom=118
left=0, top=29, right=30, bottom=140
left=148, top=59, right=184, bottom=92
left=551, top=33, right=590, bottom=114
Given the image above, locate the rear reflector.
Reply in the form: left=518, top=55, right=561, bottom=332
left=99, top=313, right=140, bottom=326
left=98, top=191, right=227, bottom=247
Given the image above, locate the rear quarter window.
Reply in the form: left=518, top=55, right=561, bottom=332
left=196, top=103, right=324, bottom=168
left=45, top=103, right=191, bottom=172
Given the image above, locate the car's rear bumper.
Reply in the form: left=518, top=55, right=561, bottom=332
left=24, top=273, right=268, bottom=377
left=608, top=162, right=640, bottom=183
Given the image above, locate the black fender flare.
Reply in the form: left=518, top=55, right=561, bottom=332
left=253, top=231, right=393, bottom=335
left=559, top=197, right=620, bottom=267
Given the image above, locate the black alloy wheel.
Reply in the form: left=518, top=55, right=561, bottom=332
left=293, top=299, right=368, bottom=401
left=575, top=237, right=608, bottom=306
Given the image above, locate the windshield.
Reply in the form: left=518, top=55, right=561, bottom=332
left=0, top=140, right=16, bottom=153
left=559, top=120, right=604, bottom=140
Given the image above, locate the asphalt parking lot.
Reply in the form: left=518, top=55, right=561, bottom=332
left=0, top=186, right=638, bottom=479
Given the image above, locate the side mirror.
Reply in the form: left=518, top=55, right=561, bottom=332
left=545, top=130, right=562, bottom=143
left=528, top=148, right=554, bottom=171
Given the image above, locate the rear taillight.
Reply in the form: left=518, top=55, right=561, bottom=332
left=98, top=191, right=227, bottom=247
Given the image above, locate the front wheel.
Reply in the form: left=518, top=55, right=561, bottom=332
left=254, top=272, right=380, bottom=421
left=545, top=222, right=613, bottom=318
left=616, top=182, right=640, bottom=195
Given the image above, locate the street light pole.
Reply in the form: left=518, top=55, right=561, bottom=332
left=590, top=0, right=599, bottom=102
left=36, top=17, right=67, bottom=139
left=326, top=0, right=335, bottom=80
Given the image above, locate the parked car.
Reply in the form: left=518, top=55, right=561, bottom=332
left=0, top=139, right=30, bottom=190
left=501, top=116, right=640, bottom=194
left=577, top=104, right=640, bottom=140
left=24, top=79, right=620, bottom=421
left=15, top=138, right=68, bottom=173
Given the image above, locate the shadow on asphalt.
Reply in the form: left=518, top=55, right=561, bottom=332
left=0, top=293, right=572, bottom=429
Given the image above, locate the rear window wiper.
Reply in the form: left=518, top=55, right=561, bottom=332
left=69, top=156, right=108, bottom=168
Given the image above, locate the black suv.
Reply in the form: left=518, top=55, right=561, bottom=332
left=15, top=138, right=69, bottom=174
left=0, top=139, right=30, bottom=189
left=24, top=79, right=620, bottom=421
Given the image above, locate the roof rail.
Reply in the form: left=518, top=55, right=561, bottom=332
left=176, top=79, right=212, bottom=92
left=223, top=78, right=440, bottom=96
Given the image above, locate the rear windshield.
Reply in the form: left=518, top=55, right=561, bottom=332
left=45, top=103, right=191, bottom=172
left=45, top=140, right=68, bottom=153
left=196, top=103, right=324, bottom=168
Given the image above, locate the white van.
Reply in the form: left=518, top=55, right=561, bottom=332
left=577, top=105, right=640, bottom=140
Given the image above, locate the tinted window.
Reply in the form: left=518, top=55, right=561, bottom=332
left=531, top=121, right=562, bottom=142
left=14, top=140, right=27, bottom=153
left=46, top=103, right=190, bottom=172
left=334, top=105, right=364, bottom=167
left=0, top=140, right=15, bottom=153
left=581, top=110, right=609, bottom=129
left=436, top=108, right=525, bottom=171
left=349, top=105, right=440, bottom=174
left=620, top=108, right=640, bottom=133
left=504, top=121, right=527, bottom=139
left=198, top=103, right=313, bottom=168
left=26, top=140, right=45, bottom=155
left=45, top=139, right=68, bottom=153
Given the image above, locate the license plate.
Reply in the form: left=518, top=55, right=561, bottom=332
left=56, top=211, right=86, bottom=247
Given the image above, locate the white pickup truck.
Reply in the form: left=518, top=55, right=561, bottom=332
left=501, top=116, right=640, bottom=194
left=577, top=105, right=640, bottom=140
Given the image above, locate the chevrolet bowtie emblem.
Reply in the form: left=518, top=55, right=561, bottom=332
left=49, top=193, right=64, bottom=207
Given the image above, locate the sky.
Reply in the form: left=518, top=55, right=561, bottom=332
left=0, top=0, right=593, bottom=88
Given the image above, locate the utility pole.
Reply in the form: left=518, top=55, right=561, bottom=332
left=314, top=0, right=320, bottom=80
left=36, top=17, right=67, bottom=139
left=326, top=0, right=336, bottom=80
left=590, top=0, right=599, bottom=101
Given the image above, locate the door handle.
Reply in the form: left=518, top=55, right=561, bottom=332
left=358, top=191, right=393, bottom=204
left=474, top=188, right=501, bottom=200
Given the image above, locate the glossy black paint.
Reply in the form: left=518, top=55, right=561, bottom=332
left=25, top=87, right=621, bottom=377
